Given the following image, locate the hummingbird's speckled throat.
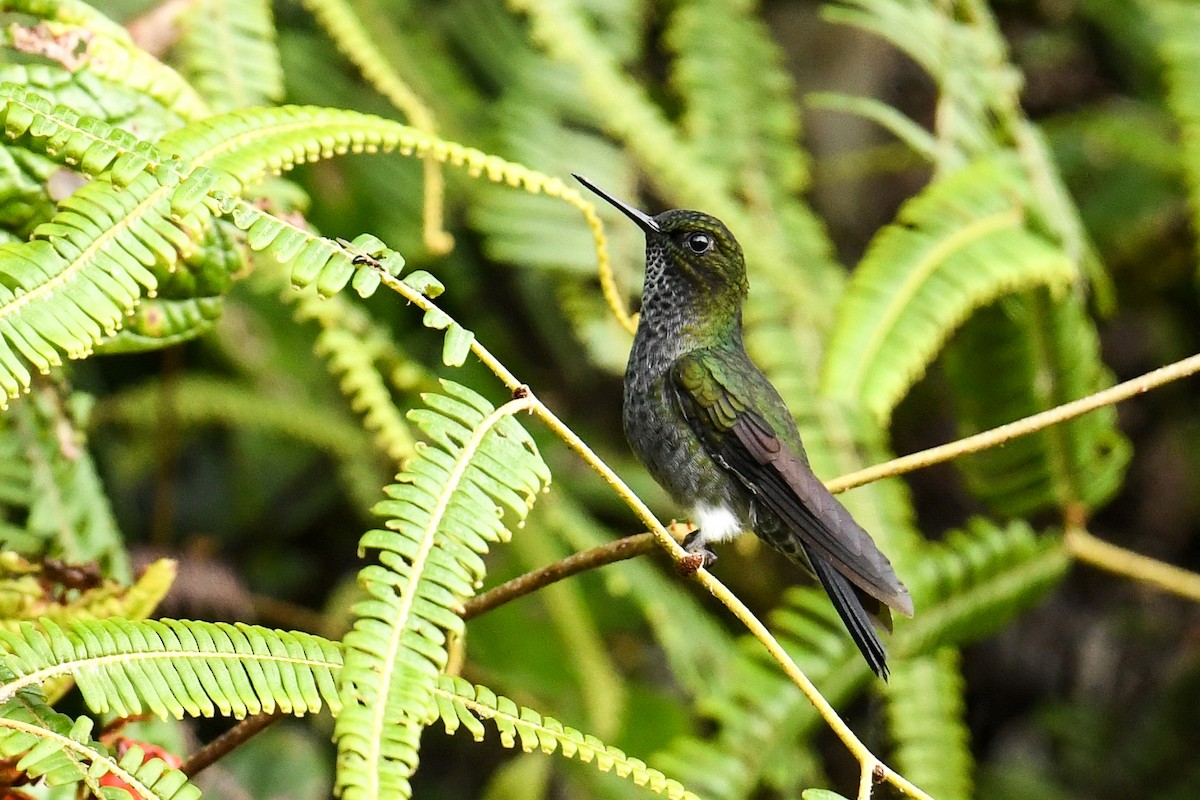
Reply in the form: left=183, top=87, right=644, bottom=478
left=575, top=175, right=914, bottom=679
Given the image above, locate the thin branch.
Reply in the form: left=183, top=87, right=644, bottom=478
left=1066, top=526, right=1200, bottom=603
left=462, top=533, right=658, bottom=620
left=181, top=712, right=284, bottom=777
left=375, top=265, right=929, bottom=798
left=826, top=351, right=1200, bottom=495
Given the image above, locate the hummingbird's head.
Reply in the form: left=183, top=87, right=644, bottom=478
left=573, top=175, right=748, bottom=299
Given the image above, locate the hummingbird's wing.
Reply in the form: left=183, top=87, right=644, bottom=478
left=670, top=350, right=914, bottom=618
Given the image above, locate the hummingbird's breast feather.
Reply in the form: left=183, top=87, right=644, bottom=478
left=622, top=365, right=743, bottom=516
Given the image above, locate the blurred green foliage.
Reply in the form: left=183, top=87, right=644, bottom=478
left=0, top=0, right=1197, bottom=798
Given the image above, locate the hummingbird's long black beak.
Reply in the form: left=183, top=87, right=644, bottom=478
left=572, top=174, right=660, bottom=234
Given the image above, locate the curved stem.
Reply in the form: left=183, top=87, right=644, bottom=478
left=182, top=712, right=284, bottom=777
left=462, top=533, right=658, bottom=621
left=1066, top=526, right=1200, bottom=602
left=375, top=266, right=928, bottom=799
left=826, top=351, right=1200, bottom=495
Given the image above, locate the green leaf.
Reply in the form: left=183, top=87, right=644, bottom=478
left=885, top=649, right=973, bottom=800
left=434, top=675, right=696, bottom=800
left=941, top=291, right=1131, bottom=515
left=334, top=381, right=550, bottom=799
left=0, top=618, right=342, bottom=721
left=802, top=791, right=851, bottom=800
left=1148, top=0, right=1200, bottom=273
left=441, top=323, right=474, bottom=367
left=175, top=0, right=284, bottom=111
left=821, top=157, right=1077, bottom=422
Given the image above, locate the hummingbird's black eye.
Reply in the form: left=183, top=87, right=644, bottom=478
left=684, top=232, right=714, bottom=255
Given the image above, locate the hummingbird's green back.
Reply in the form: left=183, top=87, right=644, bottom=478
left=574, top=175, right=912, bottom=679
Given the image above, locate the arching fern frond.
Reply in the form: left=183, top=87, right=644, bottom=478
left=0, top=167, right=209, bottom=404
left=1148, top=1, right=1200, bottom=271
left=175, top=0, right=284, bottom=112
left=884, top=648, right=973, bottom=800
left=896, top=518, right=1068, bottom=655
left=653, top=518, right=1066, bottom=800
left=665, top=0, right=807, bottom=197
left=0, top=617, right=342, bottom=720
left=941, top=292, right=1131, bottom=516
left=0, top=673, right=202, bottom=800
left=0, top=63, right=187, bottom=151
left=820, top=156, right=1077, bottom=422
left=0, top=85, right=243, bottom=403
left=292, top=289, right=416, bottom=464
left=433, top=675, right=696, bottom=800
left=1, top=0, right=208, bottom=120
left=0, top=556, right=174, bottom=631
left=0, top=387, right=129, bottom=576
left=335, top=381, right=550, bottom=799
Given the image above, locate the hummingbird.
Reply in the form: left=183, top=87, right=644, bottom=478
left=574, top=175, right=913, bottom=678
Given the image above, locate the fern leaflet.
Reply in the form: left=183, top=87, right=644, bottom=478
left=1148, top=1, right=1200, bottom=272
left=334, top=381, right=550, bottom=799
left=0, top=618, right=342, bottom=720
left=821, top=156, right=1076, bottom=422
left=175, top=0, right=284, bottom=111
left=885, top=648, right=973, bottom=800
left=434, top=674, right=696, bottom=800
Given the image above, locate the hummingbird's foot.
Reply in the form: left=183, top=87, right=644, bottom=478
left=677, top=552, right=706, bottom=576
left=678, top=529, right=718, bottom=576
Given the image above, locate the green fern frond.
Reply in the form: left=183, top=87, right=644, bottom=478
left=654, top=518, right=1066, bottom=800
left=0, top=63, right=187, bottom=150
left=293, top=291, right=416, bottom=464
left=0, top=556, right=174, bottom=630
left=334, top=381, right=550, bottom=799
left=896, top=518, right=1069, bottom=656
left=298, top=0, right=434, bottom=130
left=0, top=696, right=119, bottom=796
left=0, top=617, right=342, bottom=720
left=665, top=0, right=807, bottom=196
left=1, top=0, right=208, bottom=120
left=826, top=0, right=1112, bottom=306
left=0, top=90, right=606, bottom=400
left=0, top=675, right=202, bottom=799
left=1148, top=0, right=1200, bottom=269
left=175, top=0, right=284, bottom=111
left=941, top=292, right=1131, bottom=515
left=0, top=389, right=128, bottom=576
left=0, top=167, right=205, bottom=403
left=226, top=206, right=476, bottom=372
left=0, top=85, right=243, bottom=403
left=820, top=157, right=1077, bottom=422
left=159, top=103, right=567, bottom=199
left=885, top=648, right=973, bottom=800
left=433, top=675, right=696, bottom=800
left=806, top=92, right=938, bottom=161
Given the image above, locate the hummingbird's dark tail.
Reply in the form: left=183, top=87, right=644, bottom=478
left=805, top=544, right=889, bottom=680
